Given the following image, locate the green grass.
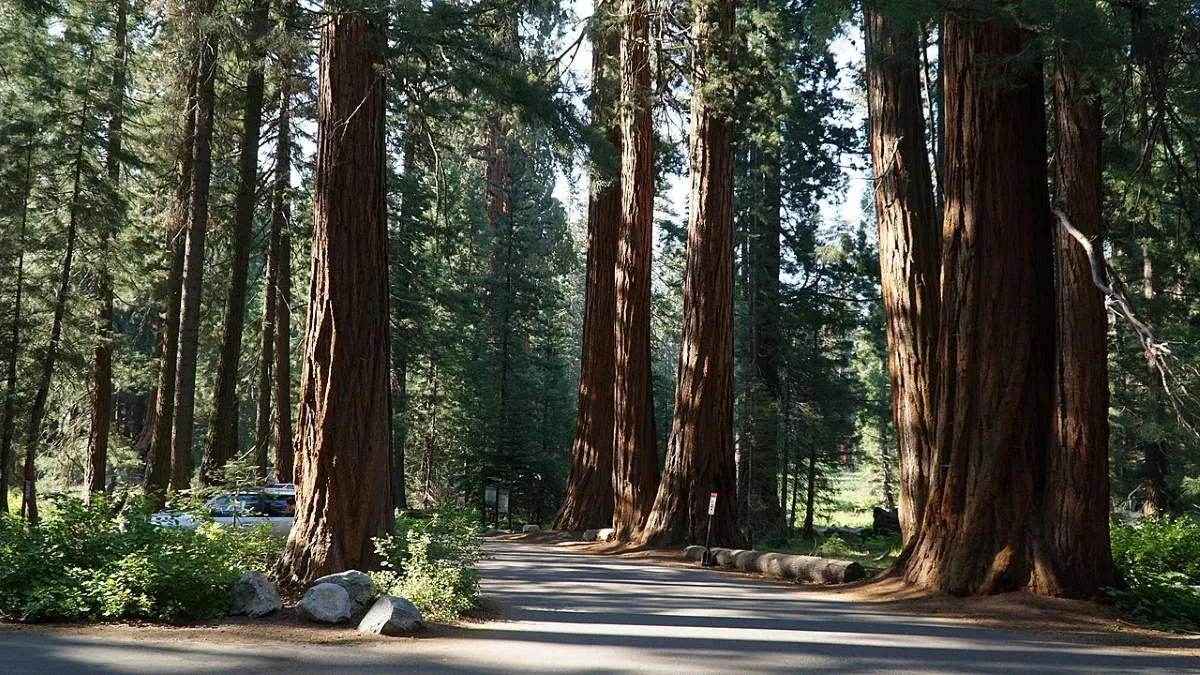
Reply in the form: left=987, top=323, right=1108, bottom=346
left=762, top=531, right=902, bottom=569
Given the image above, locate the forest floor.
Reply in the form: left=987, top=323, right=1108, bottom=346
left=492, top=530, right=1200, bottom=655
left=3, top=539, right=1197, bottom=674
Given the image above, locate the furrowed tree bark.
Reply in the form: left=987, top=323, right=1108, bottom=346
left=639, top=0, right=743, bottom=549
left=863, top=2, right=939, bottom=548
left=612, top=0, right=660, bottom=540
left=170, top=5, right=220, bottom=490
left=23, top=104, right=89, bottom=524
left=901, top=5, right=1057, bottom=595
left=143, top=59, right=197, bottom=504
left=554, top=0, right=620, bottom=532
left=1046, top=34, right=1117, bottom=598
left=277, top=11, right=392, bottom=586
left=0, top=144, right=33, bottom=514
left=86, top=0, right=128, bottom=500
left=205, top=0, right=273, bottom=483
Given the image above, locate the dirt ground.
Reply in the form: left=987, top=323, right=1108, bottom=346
left=3, top=531, right=1197, bottom=657
left=491, top=531, right=1200, bottom=656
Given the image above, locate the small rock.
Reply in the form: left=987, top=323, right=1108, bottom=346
left=596, top=527, right=615, bottom=542
left=522, top=524, right=540, bottom=533
left=298, top=583, right=351, bottom=624
left=581, top=529, right=599, bottom=542
left=229, top=571, right=282, bottom=617
left=357, top=595, right=426, bottom=636
left=313, top=570, right=375, bottom=611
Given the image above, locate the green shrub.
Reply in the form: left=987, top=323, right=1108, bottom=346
left=0, top=496, right=282, bottom=624
left=1107, top=515, right=1200, bottom=632
left=372, top=506, right=483, bottom=621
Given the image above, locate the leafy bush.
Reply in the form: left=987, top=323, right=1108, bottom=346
left=0, top=496, right=282, bottom=623
left=1107, top=515, right=1200, bottom=631
left=372, top=506, right=483, bottom=621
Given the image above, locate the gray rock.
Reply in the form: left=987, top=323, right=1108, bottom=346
left=581, top=529, right=599, bottom=542
left=229, top=571, right=282, bottom=617
left=596, top=527, right=615, bottom=542
left=297, top=583, right=352, bottom=624
left=357, top=595, right=426, bottom=636
left=521, top=524, right=540, bottom=533
left=313, top=570, right=375, bottom=610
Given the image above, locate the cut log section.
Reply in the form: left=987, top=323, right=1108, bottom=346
left=683, top=545, right=866, bottom=583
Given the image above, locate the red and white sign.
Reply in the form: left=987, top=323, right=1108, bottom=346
left=708, top=492, right=718, bottom=516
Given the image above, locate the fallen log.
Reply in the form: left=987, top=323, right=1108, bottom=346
left=683, top=545, right=866, bottom=584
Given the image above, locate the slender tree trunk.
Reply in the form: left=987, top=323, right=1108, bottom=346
left=143, top=66, right=197, bottom=503
left=277, top=11, right=391, bottom=586
left=388, top=128, right=420, bottom=512
left=170, top=7, right=220, bottom=490
left=0, top=144, right=34, bottom=514
left=744, top=124, right=784, bottom=543
left=23, top=105, right=89, bottom=524
left=611, top=0, right=660, bottom=541
left=863, top=2, right=939, bottom=547
left=1138, top=244, right=1168, bottom=514
left=1046, top=34, right=1117, bottom=598
left=273, top=207, right=294, bottom=484
left=901, top=6, right=1057, bottom=595
left=802, top=441, right=817, bottom=539
left=554, top=0, right=620, bottom=532
left=639, top=0, right=743, bottom=549
left=86, top=0, right=128, bottom=500
left=204, top=0, right=272, bottom=483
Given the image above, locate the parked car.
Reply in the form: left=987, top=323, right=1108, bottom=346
left=151, top=484, right=296, bottom=536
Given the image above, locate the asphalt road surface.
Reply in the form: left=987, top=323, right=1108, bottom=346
left=2, top=540, right=1197, bottom=674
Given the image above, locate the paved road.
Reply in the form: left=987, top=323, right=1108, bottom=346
left=3, top=540, right=1198, bottom=674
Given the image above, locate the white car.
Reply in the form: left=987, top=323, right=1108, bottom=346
left=151, top=485, right=296, bottom=536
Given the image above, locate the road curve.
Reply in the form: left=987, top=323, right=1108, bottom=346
left=2, top=540, right=1197, bottom=673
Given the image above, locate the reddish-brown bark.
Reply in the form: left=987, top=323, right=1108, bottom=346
left=554, top=0, right=620, bottom=532
left=277, top=12, right=392, bottom=586
left=901, top=8, right=1057, bottom=595
left=863, top=3, right=939, bottom=546
left=639, top=0, right=743, bottom=549
left=612, top=0, right=660, bottom=540
left=1046, top=40, right=1117, bottom=597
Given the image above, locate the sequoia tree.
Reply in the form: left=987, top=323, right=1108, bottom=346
left=554, top=0, right=620, bottom=532
left=863, top=1, right=938, bottom=546
left=611, top=0, right=660, bottom=540
left=277, top=11, right=392, bottom=586
left=639, top=0, right=743, bottom=549
left=1046, top=17, right=1117, bottom=597
left=900, top=4, right=1059, bottom=595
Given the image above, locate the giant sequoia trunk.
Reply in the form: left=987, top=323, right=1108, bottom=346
left=86, top=0, right=128, bottom=500
left=863, top=2, right=939, bottom=547
left=277, top=12, right=392, bottom=586
left=639, top=0, right=743, bottom=549
left=611, top=0, right=660, bottom=540
left=1047, top=39, right=1117, bottom=597
left=170, top=13, right=220, bottom=490
left=554, top=0, right=620, bottom=532
left=204, top=0, right=272, bottom=483
left=0, top=145, right=33, bottom=514
left=901, top=7, right=1058, bottom=595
